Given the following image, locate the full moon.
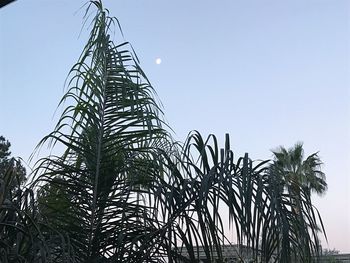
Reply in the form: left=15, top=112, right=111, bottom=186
left=155, top=58, right=162, bottom=65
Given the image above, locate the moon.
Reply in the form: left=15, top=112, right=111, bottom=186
left=155, top=58, right=162, bottom=65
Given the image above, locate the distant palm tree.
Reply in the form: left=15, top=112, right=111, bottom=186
left=270, top=143, right=327, bottom=261
left=271, top=143, right=327, bottom=205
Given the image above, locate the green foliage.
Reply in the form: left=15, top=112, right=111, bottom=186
left=0, top=138, right=46, bottom=262
left=269, top=143, right=328, bottom=261
left=1, top=1, right=327, bottom=262
left=0, top=136, right=27, bottom=196
left=271, top=143, right=327, bottom=199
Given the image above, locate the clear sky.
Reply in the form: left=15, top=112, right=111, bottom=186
left=1, top=0, right=349, bottom=252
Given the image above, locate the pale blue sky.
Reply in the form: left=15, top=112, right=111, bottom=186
left=1, top=0, right=349, bottom=252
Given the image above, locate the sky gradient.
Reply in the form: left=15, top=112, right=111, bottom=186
left=1, top=0, right=349, bottom=252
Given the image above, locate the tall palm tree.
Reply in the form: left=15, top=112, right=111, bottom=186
left=31, top=1, right=173, bottom=260
left=270, top=143, right=327, bottom=261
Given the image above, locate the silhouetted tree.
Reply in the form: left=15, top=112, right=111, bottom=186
left=0, top=135, right=27, bottom=196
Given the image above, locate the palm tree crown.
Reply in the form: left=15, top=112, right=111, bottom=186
left=271, top=142, right=327, bottom=199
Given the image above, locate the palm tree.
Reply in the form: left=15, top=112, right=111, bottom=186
left=1, top=1, right=326, bottom=262
left=271, top=142, right=327, bottom=207
left=31, top=1, right=173, bottom=260
left=270, top=143, right=327, bottom=261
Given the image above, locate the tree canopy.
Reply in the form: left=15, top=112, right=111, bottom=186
left=0, top=135, right=26, bottom=196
